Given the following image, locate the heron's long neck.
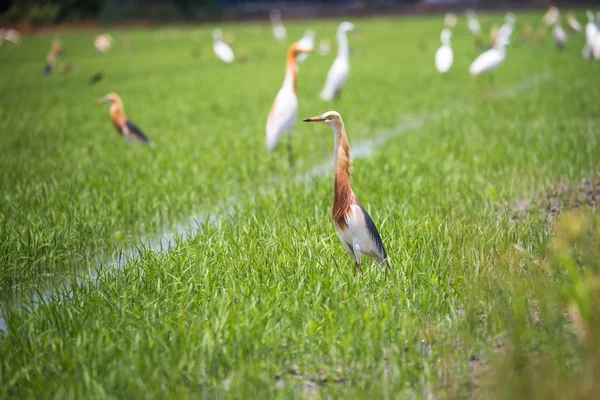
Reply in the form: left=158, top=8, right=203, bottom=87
left=332, top=122, right=353, bottom=217
left=110, top=103, right=124, bottom=119
left=283, top=51, right=298, bottom=93
left=336, top=30, right=349, bottom=59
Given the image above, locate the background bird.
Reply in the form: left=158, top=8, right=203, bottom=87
left=297, top=30, right=315, bottom=63
left=303, top=111, right=388, bottom=274
left=435, top=29, right=453, bottom=74
left=270, top=10, right=287, bottom=43
left=583, top=11, right=598, bottom=59
left=94, top=34, right=113, bottom=54
left=567, top=12, right=582, bottom=34
left=321, top=21, right=354, bottom=102
left=553, top=18, right=567, bottom=50
left=212, top=28, right=234, bottom=64
left=97, top=93, right=152, bottom=145
left=470, top=35, right=508, bottom=77
left=266, top=43, right=312, bottom=167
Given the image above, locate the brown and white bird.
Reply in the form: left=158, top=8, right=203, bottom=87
left=97, top=93, right=152, bottom=145
left=303, top=111, right=388, bottom=273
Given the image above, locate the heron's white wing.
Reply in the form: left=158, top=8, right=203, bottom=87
left=214, top=41, right=234, bottom=63
left=266, top=89, right=297, bottom=150
left=435, top=46, right=453, bottom=73
left=321, top=57, right=349, bottom=101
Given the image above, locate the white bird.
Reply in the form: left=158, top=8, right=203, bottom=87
left=567, top=12, right=582, bottom=33
left=270, top=10, right=287, bottom=43
left=303, top=111, right=388, bottom=274
left=94, top=34, right=113, bottom=54
left=466, top=9, right=482, bottom=37
left=435, top=29, right=453, bottom=74
left=266, top=43, right=312, bottom=167
left=469, top=35, right=508, bottom=76
left=553, top=19, right=567, bottom=50
left=318, top=39, right=331, bottom=55
left=296, top=30, right=315, bottom=63
left=444, top=13, right=458, bottom=28
left=212, top=28, right=234, bottom=64
left=583, top=11, right=598, bottom=59
left=543, top=7, right=559, bottom=27
left=321, top=22, right=354, bottom=102
left=498, top=13, right=516, bottom=44
left=0, top=29, right=21, bottom=48
left=593, top=31, right=600, bottom=60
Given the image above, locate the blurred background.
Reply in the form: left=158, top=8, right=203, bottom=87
left=1, top=0, right=598, bottom=29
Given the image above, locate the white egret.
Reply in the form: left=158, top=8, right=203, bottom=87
left=266, top=43, right=312, bottom=167
left=212, top=28, right=234, bottom=64
left=552, top=18, right=567, bottom=50
left=297, top=30, right=315, bottom=63
left=94, top=34, right=113, bottom=54
left=270, top=10, right=287, bottom=43
left=444, top=13, right=458, bottom=28
left=583, top=11, right=598, bottom=59
left=567, top=12, right=582, bottom=33
left=435, top=29, right=453, bottom=74
left=466, top=9, right=482, bottom=37
left=304, top=111, right=388, bottom=274
left=469, top=35, right=508, bottom=76
left=543, top=7, right=559, bottom=26
left=320, top=21, right=354, bottom=102
left=498, top=13, right=516, bottom=44
left=318, top=39, right=331, bottom=55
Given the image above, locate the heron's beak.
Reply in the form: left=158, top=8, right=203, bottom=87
left=96, top=96, right=110, bottom=105
left=303, top=115, right=326, bottom=123
left=299, top=48, right=313, bottom=53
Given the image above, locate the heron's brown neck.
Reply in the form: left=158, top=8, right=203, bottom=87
left=284, top=48, right=298, bottom=93
left=332, top=121, right=353, bottom=222
left=110, top=102, right=124, bottom=120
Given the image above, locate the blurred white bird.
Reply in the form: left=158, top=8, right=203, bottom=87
left=266, top=42, right=312, bottom=167
left=318, top=39, right=331, bottom=55
left=498, top=13, right=516, bottom=44
left=444, top=13, right=458, bottom=28
left=0, top=29, right=21, bottom=48
left=583, top=11, right=598, bottom=59
left=94, top=34, right=113, bottom=54
left=435, top=29, right=453, bottom=74
left=469, top=35, right=508, bottom=76
left=466, top=9, right=482, bottom=37
left=270, top=10, right=287, bottom=43
left=543, top=7, right=559, bottom=27
left=213, top=28, right=234, bottom=64
left=593, top=30, right=600, bottom=60
left=567, top=12, right=582, bottom=33
left=553, top=19, right=567, bottom=50
left=297, top=30, right=315, bottom=63
left=321, top=22, right=354, bottom=102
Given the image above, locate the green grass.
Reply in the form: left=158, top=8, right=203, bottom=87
left=2, top=11, right=600, bottom=398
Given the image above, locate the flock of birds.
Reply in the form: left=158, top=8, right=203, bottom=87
left=4, top=7, right=599, bottom=273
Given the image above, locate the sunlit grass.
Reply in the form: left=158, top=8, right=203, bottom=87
left=1, top=11, right=600, bottom=398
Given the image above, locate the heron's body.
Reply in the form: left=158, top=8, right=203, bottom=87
left=304, top=111, right=388, bottom=272
left=583, top=12, right=598, bottom=59
left=95, top=34, right=112, bottom=54
left=99, top=93, right=151, bottom=144
left=435, top=29, right=453, bottom=74
left=470, top=37, right=507, bottom=76
left=321, top=22, right=354, bottom=102
left=567, top=13, right=582, bottom=33
left=553, top=22, right=567, bottom=50
left=213, top=29, right=234, bottom=64
left=44, top=40, right=62, bottom=75
left=266, top=43, right=311, bottom=166
left=467, top=14, right=482, bottom=37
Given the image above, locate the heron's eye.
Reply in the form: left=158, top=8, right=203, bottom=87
left=327, top=114, right=334, bottom=120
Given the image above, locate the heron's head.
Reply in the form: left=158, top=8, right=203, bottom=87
left=212, top=28, right=223, bottom=41
left=303, top=111, right=342, bottom=127
left=97, top=93, right=122, bottom=106
left=338, top=22, right=355, bottom=34
left=290, top=42, right=313, bottom=57
left=505, top=12, right=516, bottom=25
left=587, top=10, right=594, bottom=21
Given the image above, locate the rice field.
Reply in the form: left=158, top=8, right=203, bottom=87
left=1, top=11, right=600, bottom=398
